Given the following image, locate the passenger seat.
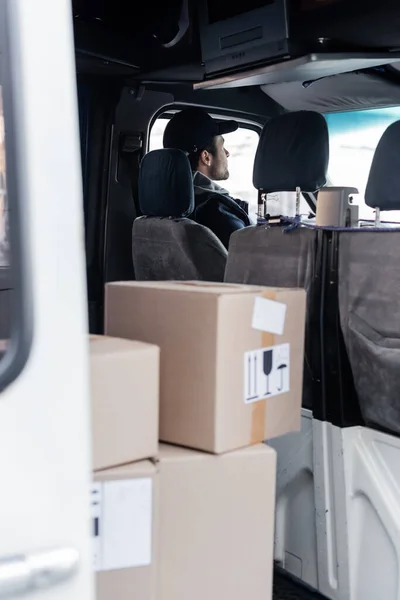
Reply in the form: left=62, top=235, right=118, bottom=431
left=225, top=110, right=330, bottom=594
left=225, top=110, right=330, bottom=410
left=322, top=120, right=400, bottom=600
left=338, top=119, right=400, bottom=434
left=132, top=148, right=227, bottom=281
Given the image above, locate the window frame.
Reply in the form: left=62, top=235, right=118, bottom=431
left=147, top=103, right=263, bottom=152
left=0, top=0, right=33, bottom=389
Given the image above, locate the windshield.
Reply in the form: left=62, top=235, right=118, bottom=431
left=325, top=106, right=400, bottom=222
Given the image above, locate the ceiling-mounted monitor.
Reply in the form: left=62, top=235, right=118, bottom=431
left=199, top=0, right=289, bottom=77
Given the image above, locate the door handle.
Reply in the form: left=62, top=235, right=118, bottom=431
left=0, top=547, right=79, bottom=597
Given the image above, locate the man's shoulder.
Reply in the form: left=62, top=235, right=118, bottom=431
left=193, top=172, right=249, bottom=217
left=194, top=189, right=222, bottom=214
left=194, top=191, right=250, bottom=228
left=195, top=188, right=246, bottom=209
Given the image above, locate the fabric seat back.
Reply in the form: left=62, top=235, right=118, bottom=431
left=132, top=148, right=227, bottom=281
left=225, top=111, right=329, bottom=409
left=337, top=120, right=400, bottom=435
left=225, top=111, right=329, bottom=294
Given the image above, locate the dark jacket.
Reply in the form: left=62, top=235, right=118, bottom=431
left=191, top=172, right=251, bottom=250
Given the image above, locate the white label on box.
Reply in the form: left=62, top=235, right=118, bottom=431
left=90, top=478, right=152, bottom=572
left=91, top=483, right=102, bottom=572
left=252, top=296, right=287, bottom=335
left=244, top=343, right=290, bottom=404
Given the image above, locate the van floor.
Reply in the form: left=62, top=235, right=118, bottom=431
left=273, top=568, right=329, bottom=600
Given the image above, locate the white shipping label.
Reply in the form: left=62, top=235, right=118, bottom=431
left=90, top=478, right=153, bottom=572
left=252, top=296, right=287, bottom=335
left=91, top=483, right=102, bottom=572
left=244, top=343, right=290, bottom=404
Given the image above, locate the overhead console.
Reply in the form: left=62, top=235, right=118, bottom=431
left=196, top=0, right=400, bottom=90
left=194, top=52, right=400, bottom=90
left=199, top=0, right=290, bottom=77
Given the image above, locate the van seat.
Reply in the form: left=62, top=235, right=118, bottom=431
left=337, top=120, right=400, bottom=435
left=225, top=111, right=330, bottom=410
left=132, top=149, right=227, bottom=281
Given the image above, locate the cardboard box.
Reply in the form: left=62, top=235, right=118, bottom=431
left=93, top=460, right=158, bottom=600
left=105, top=281, right=306, bottom=453
left=92, top=444, right=276, bottom=600
left=156, top=443, right=277, bottom=600
left=90, top=335, right=159, bottom=470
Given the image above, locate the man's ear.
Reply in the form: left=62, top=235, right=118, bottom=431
left=199, top=149, right=211, bottom=167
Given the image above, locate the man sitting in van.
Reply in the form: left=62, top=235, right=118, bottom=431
left=163, top=107, right=251, bottom=249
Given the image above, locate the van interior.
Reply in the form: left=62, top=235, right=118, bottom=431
left=6, top=1, right=400, bottom=598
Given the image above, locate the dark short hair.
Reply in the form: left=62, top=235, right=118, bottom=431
left=188, top=137, right=217, bottom=172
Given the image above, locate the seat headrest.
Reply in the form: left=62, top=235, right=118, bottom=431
left=253, top=111, right=329, bottom=193
left=139, top=148, right=194, bottom=217
left=365, top=120, right=400, bottom=211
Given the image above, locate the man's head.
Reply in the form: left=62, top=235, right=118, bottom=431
left=163, top=107, right=238, bottom=181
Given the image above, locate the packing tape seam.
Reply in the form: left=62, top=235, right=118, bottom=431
left=250, top=291, right=277, bottom=445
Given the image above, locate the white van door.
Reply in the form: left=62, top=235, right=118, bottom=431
left=0, top=0, right=93, bottom=598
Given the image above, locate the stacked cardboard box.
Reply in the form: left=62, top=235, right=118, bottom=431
left=91, top=281, right=306, bottom=600
left=90, top=335, right=159, bottom=470
left=90, top=335, right=160, bottom=600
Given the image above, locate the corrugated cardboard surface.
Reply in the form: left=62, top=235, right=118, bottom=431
left=95, top=461, right=158, bottom=600
left=156, top=443, right=277, bottom=600
left=90, top=335, right=159, bottom=469
left=260, top=289, right=306, bottom=440
left=105, top=281, right=306, bottom=453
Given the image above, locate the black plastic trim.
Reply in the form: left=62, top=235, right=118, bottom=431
left=320, top=230, right=363, bottom=427
left=274, top=566, right=329, bottom=599
left=307, top=229, right=325, bottom=420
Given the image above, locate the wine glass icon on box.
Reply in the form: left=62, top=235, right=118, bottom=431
left=244, top=343, right=290, bottom=404
left=263, top=349, right=273, bottom=395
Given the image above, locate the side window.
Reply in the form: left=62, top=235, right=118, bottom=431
left=218, top=126, right=259, bottom=216
left=325, top=106, right=400, bottom=222
left=149, top=114, right=260, bottom=219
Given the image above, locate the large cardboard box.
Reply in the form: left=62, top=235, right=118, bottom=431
left=105, top=281, right=306, bottom=453
left=90, top=335, right=159, bottom=470
left=156, top=443, right=277, bottom=600
left=93, top=461, right=157, bottom=600
left=92, top=444, right=276, bottom=600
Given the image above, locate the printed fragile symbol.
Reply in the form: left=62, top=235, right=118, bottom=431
left=262, top=349, right=273, bottom=395
left=277, top=363, right=287, bottom=391
left=244, top=344, right=290, bottom=404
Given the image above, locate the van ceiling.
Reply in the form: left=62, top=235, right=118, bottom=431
left=74, top=0, right=400, bottom=114
left=262, top=70, right=400, bottom=113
